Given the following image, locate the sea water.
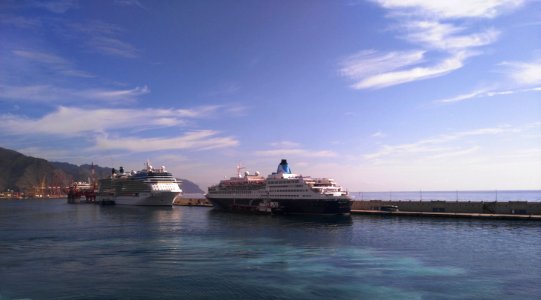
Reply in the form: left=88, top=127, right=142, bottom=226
left=1, top=199, right=540, bottom=299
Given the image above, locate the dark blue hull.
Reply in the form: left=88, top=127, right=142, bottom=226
left=206, top=197, right=351, bottom=215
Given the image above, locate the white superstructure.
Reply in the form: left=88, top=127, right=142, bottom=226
left=206, top=159, right=351, bottom=214
left=97, top=162, right=182, bottom=206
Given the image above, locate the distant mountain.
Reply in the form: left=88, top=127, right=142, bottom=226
left=179, top=179, right=205, bottom=194
left=50, top=161, right=111, bottom=182
left=0, top=147, right=57, bottom=192
left=0, top=147, right=204, bottom=194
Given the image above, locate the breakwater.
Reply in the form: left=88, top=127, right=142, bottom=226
left=352, top=200, right=541, bottom=215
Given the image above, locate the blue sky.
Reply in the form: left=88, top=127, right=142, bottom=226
left=1, top=0, right=540, bottom=191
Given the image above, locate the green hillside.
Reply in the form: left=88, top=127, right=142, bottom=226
left=0, top=147, right=203, bottom=193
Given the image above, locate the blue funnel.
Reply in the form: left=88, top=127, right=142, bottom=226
left=277, top=159, right=292, bottom=174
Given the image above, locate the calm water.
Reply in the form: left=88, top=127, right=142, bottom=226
left=1, top=199, right=540, bottom=300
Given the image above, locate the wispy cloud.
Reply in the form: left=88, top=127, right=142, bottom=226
left=256, top=142, right=337, bottom=158
left=351, top=51, right=471, bottom=89
left=437, top=57, right=541, bottom=103
left=29, top=0, right=78, bottom=14
left=16, top=146, right=82, bottom=162
left=88, top=36, right=140, bottom=59
left=403, top=21, right=500, bottom=50
left=256, top=148, right=337, bottom=158
left=64, top=20, right=140, bottom=58
left=364, top=125, right=519, bottom=161
left=503, top=59, right=541, bottom=86
left=0, top=105, right=226, bottom=136
left=362, top=123, right=541, bottom=176
left=0, top=84, right=149, bottom=104
left=113, top=0, right=147, bottom=10
left=94, top=130, right=238, bottom=152
left=375, top=0, right=524, bottom=19
left=12, top=49, right=94, bottom=78
left=0, top=15, right=41, bottom=28
left=425, top=146, right=480, bottom=160
left=340, top=50, right=425, bottom=79
left=371, top=131, right=386, bottom=138
left=270, top=141, right=302, bottom=148
left=437, top=86, right=541, bottom=103
left=205, top=83, right=241, bottom=97
left=341, top=0, right=523, bottom=89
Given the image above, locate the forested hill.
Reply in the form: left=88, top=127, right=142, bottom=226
left=0, top=147, right=203, bottom=193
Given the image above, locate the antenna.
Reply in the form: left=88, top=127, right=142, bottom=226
left=236, top=163, right=245, bottom=178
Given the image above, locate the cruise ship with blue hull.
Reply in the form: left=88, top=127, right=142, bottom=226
left=206, top=159, right=351, bottom=215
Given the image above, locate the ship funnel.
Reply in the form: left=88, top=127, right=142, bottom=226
left=277, top=159, right=292, bottom=174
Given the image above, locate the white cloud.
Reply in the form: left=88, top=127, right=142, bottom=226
left=0, top=105, right=224, bottom=136
left=371, top=131, right=386, bottom=138
left=13, top=50, right=67, bottom=65
left=206, top=83, right=241, bottom=96
left=13, top=49, right=94, bottom=78
left=403, top=21, right=500, bottom=51
left=341, top=0, right=522, bottom=89
left=114, top=0, right=147, bottom=10
left=352, top=52, right=470, bottom=89
left=256, top=142, right=337, bottom=158
left=340, top=50, right=425, bottom=79
left=94, top=130, right=238, bottom=152
left=437, top=88, right=490, bottom=103
left=30, top=0, right=78, bottom=14
left=503, top=59, right=541, bottom=86
left=0, top=15, right=41, bottom=28
left=437, top=57, right=541, bottom=103
left=437, top=86, right=541, bottom=103
left=64, top=20, right=140, bottom=58
left=425, top=146, right=480, bottom=160
left=16, top=146, right=81, bottom=162
left=255, top=148, right=337, bottom=158
left=364, top=125, right=516, bottom=161
left=270, top=141, right=302, bottom=148
left=0, top=84, right=149, bottom=103
left=88, top=36, right=140, bottom=59
left=375, top=0, right=524, bottom=19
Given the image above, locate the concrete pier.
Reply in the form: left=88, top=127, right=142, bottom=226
left=352, top=200, right=541, bottom=220
left=352, top=210, right=541, bottom=220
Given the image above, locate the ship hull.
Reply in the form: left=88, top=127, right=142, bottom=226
left=206, top=197, right=351, bottom=215
left=97, top=191, right=179, bottom=206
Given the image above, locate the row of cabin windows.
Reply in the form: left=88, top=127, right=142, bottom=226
left=218, top=190, right=253, bottom=194
left=268, top=180, right=300, bottom=185
left=268, top=189, right=310, bottom=193
left=151, top=183, right=179, bottom=191
left=213, top=190, right=308, bottom=197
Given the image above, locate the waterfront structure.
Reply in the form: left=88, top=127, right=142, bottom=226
left=206, top=159, right=351, bottom=215
left=66, top=181, right=97, bottom=204
left=352, top=199, right=541, bottom=215
left=97, top=162, right=182, bottom=206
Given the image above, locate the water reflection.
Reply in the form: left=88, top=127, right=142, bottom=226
left=207, top=209, right=352, bottom=226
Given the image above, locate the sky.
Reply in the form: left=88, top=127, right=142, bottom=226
left=1, top=0, right=540, bottom=191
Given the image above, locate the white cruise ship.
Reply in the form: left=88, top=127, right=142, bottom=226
left=97, top=162, right=182, bottom=206
left=206, top=159, right=351, bottom=215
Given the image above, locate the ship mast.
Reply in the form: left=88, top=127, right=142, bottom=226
left=236, top=164, right=245, bottom=178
